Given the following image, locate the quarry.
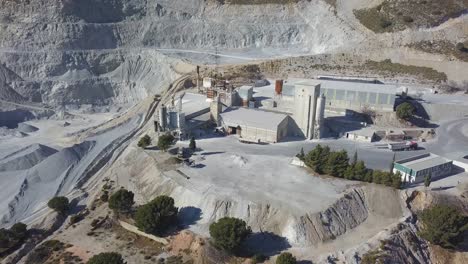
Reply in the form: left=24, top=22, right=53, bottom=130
left=1, top=0, right=468, bottom=264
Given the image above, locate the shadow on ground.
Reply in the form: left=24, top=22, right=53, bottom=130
left=243, top=231, right=291, bottom=256
left=178, top=206, right=202, bottom=228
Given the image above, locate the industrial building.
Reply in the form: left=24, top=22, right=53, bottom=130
left=393, top=153, right=453, bottom=183
left=345, top=128, right=377, bottom=143
left=281, top=79, right=398, bottom=112
left=219, top=107, right=291, bottom=143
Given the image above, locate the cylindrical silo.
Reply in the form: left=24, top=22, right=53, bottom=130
left=275, top=80, right=283, bottom=95
left=314, top=94, right=326, bottom=139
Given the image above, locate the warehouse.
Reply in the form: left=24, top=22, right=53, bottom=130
left=393, top=153, right=453, bottom=183
left=219, top=107, right=290, bottom=143
left=318, top=79, right=397, bottom=112
left=278, top=79, right=398, bottom=112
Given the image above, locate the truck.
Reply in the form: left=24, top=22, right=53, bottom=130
left=388, top=141, right=418, bottom=151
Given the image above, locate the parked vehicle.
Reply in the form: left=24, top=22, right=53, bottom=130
left=388, top=141, right=418, bottom=151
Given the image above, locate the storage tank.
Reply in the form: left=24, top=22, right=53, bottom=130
left=275, top=80, right=284, bottom=95
left=315, top=93, right=326, bottom=123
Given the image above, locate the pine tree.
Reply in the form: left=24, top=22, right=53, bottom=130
left=352, top=150, right=358, bottom=165
left=390, top=153, right=396, bottom=173
left=296, top=147, right=305, bottom=161
left=189, top=137, right=196, bottom=151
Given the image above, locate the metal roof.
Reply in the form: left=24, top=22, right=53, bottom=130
left=288, top=78, right=398, bottom=94
left=220, top=107, right=288, bottom=131
left=397, top=153, right=452, bottom=172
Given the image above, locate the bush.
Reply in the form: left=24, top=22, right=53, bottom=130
left=209, top=217, right=252, bottom=253
left=304, top=144, right=330, bottom=174
left=0, top=222, right=28, bottom=255
left=138, top=134, right=151, bottom=149
left=418, top=205, right=468, bottom=248
left=47, top=196, right=70, bottom=215
left=108, top=189, right=134, bottom=214
left=396, top=102, right=415, bottom=120
left=158, top=134, right=175, bottom=151
left=100, top=191, right=109, bottom=202
left=135, top=196, right=178, bottom=235
left=276, top=252, right=297, bottom=264
left=87, top=252, right=125, bottom=264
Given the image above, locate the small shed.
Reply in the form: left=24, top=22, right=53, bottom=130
left=345, top=128, right=377, bottom=143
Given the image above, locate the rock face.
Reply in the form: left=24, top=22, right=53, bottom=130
left=109, top=148, right=403, bottom=248
left=0, top=0, right=354, bottom=106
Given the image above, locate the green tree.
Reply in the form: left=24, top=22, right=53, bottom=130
left=10, top=223, right=27, bottom=241
left=87, top=252, right=125, bottom=264
left=418, top=205, right=468, bottom=248
left=396, top=102, right=415, bottom=120
left=424, top=173, right=432, bottom=188
left=135, top=196, right=178, bottom=235
left=304, top=145, right=330, bottom=174
left=189, top=137, right=197, bottom=151
left=47, top=196, right=69, bottom=215
left=325, top=150, right=349, bottom=177
left=137, top=134, right=151, bottom=149
left=158, top=134, right=175, bottom=151
left=353, top=161, right=367, bottom=181
left=108, top=189, right=134, bottom=214
left=276, top=252, right=297, bottom=264
left=351, top=150, right=358, bottom=166
left=209, top=217, right=252, bottom=253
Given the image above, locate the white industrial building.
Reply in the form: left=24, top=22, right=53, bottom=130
left=219, top=107, right=290, bottom=143
left=393, top=153, right=453, bottom=183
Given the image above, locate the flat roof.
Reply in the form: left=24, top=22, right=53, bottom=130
left=288, top=78, right=398, bottom=94
left=177, top=93, right=210, bottom=116
left=220, top=107, right=288, bottom=131
left=398, top=153, right=452, bottom=172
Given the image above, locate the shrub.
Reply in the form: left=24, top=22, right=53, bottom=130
left=418, top=205, right=468, bottom=248
left=87, top=252, right=125, bottom=264
left=0, top=222, right=28, bottom=255
left=276, top=252, right=297, bottom=264
left=456, top=42, right=467, bottom=52
left=304, top=144, right=330, bottom=174
left=100, top=191, right=109, bottom=202
left=138, top=134, right=151, bottom=149
left=108, top=189, right=134, bottom=214
left=47, top=196, right=70, bottom=215
left=209, top=217, right=251, bottom=253
left=396, top=102, right=415, bottom=120
left=158, top=134, right=175, bottom=151
left=135, top=196, right=178, bottom=235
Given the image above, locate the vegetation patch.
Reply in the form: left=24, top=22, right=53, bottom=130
left=26, top=240, right=81, bottom=264
left=363, top=59, right=447, bottom=82
left=418, top=205, right=468, bottom=249
left=298, top=145, right=402, bottom=188
left=354, top=0, right=467, bottom=33
left=408, top=40, right=468, bottom=62
left=0, top=222, right=28, bottom=257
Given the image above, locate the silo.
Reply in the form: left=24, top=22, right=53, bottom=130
left=314, top=94, right=326, bottom=139
left=159, top=105, right=167, bottom=131
left=275, top=80, right=283, bottom=95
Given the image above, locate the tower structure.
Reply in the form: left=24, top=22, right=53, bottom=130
left=293, top=80, right=321, bottom=139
